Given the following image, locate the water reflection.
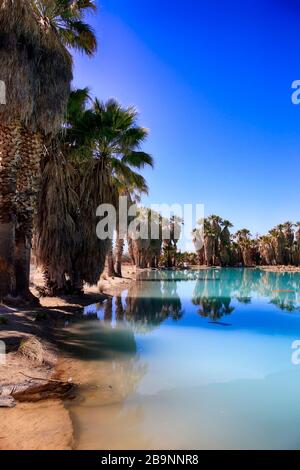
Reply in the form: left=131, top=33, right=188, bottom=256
left=62, top=330, right=150, bottom=449
left=191, top=268, right=300, bottom=319
left=192, top=296, right=234, bottom=321
left=67, top=268, right=300, bottom=450
left=85, top=269, right=300, bottom=327
left=85, top=271, right=183, bottom=331
left=126, top=279, right=182, bottom=329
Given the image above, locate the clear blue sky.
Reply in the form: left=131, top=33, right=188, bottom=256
left=73, top=0, right=300, bottom=236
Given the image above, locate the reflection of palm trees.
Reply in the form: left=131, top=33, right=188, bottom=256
left=236, top=297, right=251, bottom=304
left=193, top=295, right=234, bottom=321
left=104, top=297, right=113, bottom=322
left=86, top=269, right=300, bottom=328
left=192, top=268, right=300, bottom=316
left=65, top=338, right=149, bottom=449
left=115, top=296, right=125, bottom=321
left=85, top=271, right=183, bottom=331
left=111, top=358, right=148, bottom=399
left=125, top=276, right=183, bottom=330
left=270, top=298, right=298, bottom=312
left=161, top=280, right=183, bottom=320
left=192, top=271, right=235, bottom=320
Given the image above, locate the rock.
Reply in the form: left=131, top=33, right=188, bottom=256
left=0, top=396, right=16, bottom=408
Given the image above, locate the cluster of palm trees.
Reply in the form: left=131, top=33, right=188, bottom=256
left=120, top=211, right=181, bottom=272
left=35, top=90, right=154, bottom=295
left=0, top=1, right=159, bottom=303
left=193, top=216, right=300, bottom=267
left=0, top=0, right=82, bottom=301
left=3, top=2, right=298, bottom=307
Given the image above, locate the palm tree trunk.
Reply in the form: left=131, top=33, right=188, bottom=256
left=107, top=239, right=116, bottom=277
left=14, top=131, right=43, bottom=303
left=42, top=265, right=59, bottom=297
left=0, top=123, right=21, bottom=299
left=127, top=237, right=135, bottom=265
left=14, top=230, right=31, bottom=297
left=114, top=234, right=124, bottom=277
left=71, top=269, right=84, bottom=295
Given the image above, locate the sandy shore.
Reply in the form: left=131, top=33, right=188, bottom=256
left=0, top=263, right=136, bottom=450
left=260, top=265, right=300, bottom=272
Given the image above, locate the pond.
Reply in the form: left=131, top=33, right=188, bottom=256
left=63, top=268, right=300, bottom=449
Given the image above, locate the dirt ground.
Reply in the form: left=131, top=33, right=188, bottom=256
left=0, top=263, right=136, bottom=450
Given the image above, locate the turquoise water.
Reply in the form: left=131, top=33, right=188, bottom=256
left=66, top=268, right=300, bottom=449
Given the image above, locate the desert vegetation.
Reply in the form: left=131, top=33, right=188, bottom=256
left=193, top=216, right=300, bottom=267
left=0, top=0, right=96, bottom=302
left=35, top=90, right=153, bottom=296
left=0, top=1, right=156, bottom=301
left=1, top=1, right=300, bottom=307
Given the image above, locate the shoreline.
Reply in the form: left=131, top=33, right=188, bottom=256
left=0, top=264, right=136, bottom=450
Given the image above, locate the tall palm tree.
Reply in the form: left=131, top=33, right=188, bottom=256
left=207, top=214, right=223, bottom=265
left=36, top=88, right=96, bottom=295
left=0, top=0, right=96, bottom=301
left=269, top=225, right=285, bottom=265
left=282, top=221, right=295, bottom=264
left=114, top=186, right=146, bottom=277
left=219, top=219, right=233, bottom=266
left=89, top=99, right=153, bottom=277
left=161, top=215, right=182, bottom=268
left=234, top=229, right=255, bottom=266
left=36, top=94, right=152, bottom=292
left=35, top=138, right=80, bottom=296
left=30, top=0, right=97, bottom=56
left=220, top=219, right=233, bottom=244
left=235, top=228, right=251, bottom=241
left=294, top=222, right=300, bottom=254
left=259, top=234, right=275, bottom=265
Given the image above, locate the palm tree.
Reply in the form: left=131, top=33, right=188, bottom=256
left=161, top=215, right=182, bottom=268
left=234, top=229, right=256, bottom=266
left=295, top=222, right=300, bottom=243
left=235, top=229, right=251, bottom=241
left=207, top=215, right=223, bottom=265
left=35, top=137, right=80, bottom=296
left=192, top=217, right=300, bottom=268
left=282, top=221, right=295, bottom=264
left=36, top=94, right=153, bottom=292
left=293, top=222, right=300, bottom=266
left=114, top=186, right=146, bottom=277
left=0, top=0, right=96, bottom=301
left=130, top=208, right=161, bottom=268
left=89, top=99, right=153, bottom=277
left=219, top=219, right=233, bottom=266
left=269, top=225, right=285, bottom=265
left=36, top=88, right=103, bottom=295
left=259, top=235, right=275, bottom=265
left=31, top=0, right=97, bottom=56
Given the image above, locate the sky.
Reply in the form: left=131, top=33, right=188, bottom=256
left=73, top=0, right=300, bottom=242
